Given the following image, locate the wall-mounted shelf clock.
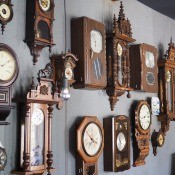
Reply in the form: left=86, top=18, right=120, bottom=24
left=76, top=116, right=104, bottom=175
left=24, top=0, right=55, bottom=65
left=71, top=16, right=106, bottom=89
left=130, top=43, right=158, bottom=93
left=106, top=1, right=136, bottom=111
left=0, top=43, right=19, bottom=125
left=103, top=115, right=130, bottom=172
left=12, top=68, right=61, bottom=175
left=133, top=100, right=151, bottom=167
left=158, top=40, right=175, bottom=134
left=151, top=130, right=165, bottom=156
left=0, top=0, right=13, bottom=34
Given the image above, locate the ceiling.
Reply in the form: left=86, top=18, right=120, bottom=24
left=138, top=0, right=175, bottom=20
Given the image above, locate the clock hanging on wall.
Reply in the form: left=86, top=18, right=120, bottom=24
left=103, top=115, right=130, bottom=172
left=76, top=116, right=104, bottom=175
left=0, top=43, right=19, bottom=124
left=71, top=16, right=106, bottom=89
left=106, top=1, right=136, bottom=111
left=24, top=0, right=55, bottom=64
left=0, top=0, right=13, bottom=34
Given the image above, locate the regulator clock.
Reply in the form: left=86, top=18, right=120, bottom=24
left=158, top=40, right=175, bottom=134
left=106, top=2, right=136, bottom=111
left=103, top=115, right=130, bottom=172
left=76, top=116, right=104, bottom=175
left=0, top=0, right=13, bottom=34
left=133, top=100, right=151, bottom=167
left=24, top=0, right=55, bottom=64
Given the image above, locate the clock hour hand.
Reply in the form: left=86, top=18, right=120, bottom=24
left=0, top=60, right=11, bottom=67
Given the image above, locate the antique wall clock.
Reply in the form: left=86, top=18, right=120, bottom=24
left=0, top=43, right=19, bottom=124
left=103, top=115, right=130, bottom=172
left=0, top=143, right=7, bottom=171
left=12, top=68, right=61, bottom=175
left=151, top=130, right=165, bottom=156
left=76, top=116, right=104, bottom=175
left=130, top=43, right=158, bottom=93
left=133, top=100, right=151, bottom=167
left=158, top=40, right=175, bottom=134
left=24, top=0, right=55, bottom=64
left=106, top=2, right=136, bottom=111
left=0, top=0, right=13, bottom=34
left=71, top=16, right=106, bottom=89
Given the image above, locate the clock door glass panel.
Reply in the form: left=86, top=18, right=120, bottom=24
left=145, top=51, right=155, bottom=68
left=93, top=58, right=102, bottom=80
left=37, top=20, right=50, bottom=41
left=31, top=108, right=45, bottom=166
left=146, top=72, right=155, bottom=85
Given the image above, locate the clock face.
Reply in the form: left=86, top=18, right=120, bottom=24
left=117, top=132, right=126, bottom=151
left=32, top=108, right=44, bottom=125
left=65, top=67, right=73, bottom=80
left=117, top=43, right=123, bottom=56
left=0, top=50, right=16, bottom=82
left=0, top=4, right=11, bottom=20
left=158, top=133, right=164, bottom=147
left=83, top=122, right=102, bottom=156
left=90, top=30, right=103, bottom=53
left=151, top=97, right=160, bottom=115
left=39, top=0, right=51, bottom=11
left=0, top=147, right=7, bottom=170
left=139, top=104, right=151, bottom=130
left=166, top=70, right=171, bottom=83
left=145, top=51, right=155, bottom=68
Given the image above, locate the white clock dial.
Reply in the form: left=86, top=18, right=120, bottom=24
left=117, top=43, right=123, bottom=56
left=39, top=0, right=51, bottom=11
left=166, top=70, right=171, bottom=83
left=139, top=104, right=151, bottom=130
left=90, top=30, right=103, bottom=53
left=158, top=134, right=164, bottom=146
left=117, top=132, right=126, bottom=151
left=32, top=108, right=44, bottom=125
left=0, top=4, right=11, bottom=20
left=0, top=51, right=16, bottom=81
left=65, top=67, right=73, bottom=80
left=83, top=122, right=102, bottom=156
left=145, top=51, right=155, bottom=68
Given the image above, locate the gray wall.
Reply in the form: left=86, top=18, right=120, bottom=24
left=1, top=0, right=175, bottom=175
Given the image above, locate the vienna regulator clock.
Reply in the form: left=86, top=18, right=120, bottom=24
left=0, top=43, right=19, bottom=124
left=12, top=67, right=61, bottom=175
left=24, top=0, right=55, bottom=64
left=130, top=43, right=158, bottom=93
left=133, top=100, right=151, bottom=167
left=71, top=16, right=106, bottom=89
left=103, top=115, right=130, bottom=172
left=106, top=2, right=136, bottom=111
left=0, top=0, right=13, bottom=34
left=76, top=116, right=104, bottom=175
left=158, top=39, right=175, bottom=134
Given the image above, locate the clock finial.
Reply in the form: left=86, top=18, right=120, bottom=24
left=118, top=1, right=125, bottom=21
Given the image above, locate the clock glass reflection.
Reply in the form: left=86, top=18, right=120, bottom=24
left=93, top=58, right=102, bottom=80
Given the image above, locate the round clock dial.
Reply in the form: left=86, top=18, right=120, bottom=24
left=83, top=122, right=102, bottom=156
left=117, top=132, right=126, bottom=151
left=0, top=4, right=11, bottom=20
left=65, top=67, right=73, bottom=80
left=0, top=147, right=7, bottom=170
left=32, top=108, right=44, bottom=125
left=0, top=50, right=16, bottom=82
left=39, top=0, right=51, bottom=11
left=157, top=133, right=164, bottom=147
left=166, top=70, right=171, bottom=83
left=90, top=30, right=103, bottom=53
left=139, top=104, right=151, bottom=130
left=117, top=43, right=123, bottom=56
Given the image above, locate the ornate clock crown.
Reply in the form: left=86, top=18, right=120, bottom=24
left=164, top=38, right=175, bottom=61
left=113, top=1, right=132, bottom=37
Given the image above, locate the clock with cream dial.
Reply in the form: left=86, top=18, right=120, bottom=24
left=117, top=43, right=123, bottom=56
left=65, top=67, right=73, bottom=80
left=32, top=108, right=44, bottom=125
left=117, top=132, right=126, bottom=151
left=0, top=4, right=11, bottom=20
left=39, top=0, right=51, bottom=11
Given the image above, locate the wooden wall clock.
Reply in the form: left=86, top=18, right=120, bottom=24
left=130, top=43, right=158, bottom=93
left=76, top=116, right=104, bottom=175
left=24, top=0, right=55, bottom=65
left=103, top=115, right=130, bottom=172
left=158, top=40, right=175, bottom=134
left=0, top=0, right=13, bottom=34
left=12, top=68, right=61, bottom=175
left=0, top=43, right=19, bottom=124
left=133, top=100, right=151, bottom=167
left=71, top=16, right=106, bottom=89
left=106, top=1, right=136, bottom=111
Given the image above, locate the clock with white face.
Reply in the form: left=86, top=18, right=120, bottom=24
left=83, top=122, right=102, bottom=156
left=139, top=104, right=151, bottom=130
left=0, top=4, right=11, bottom=20
left=65, top=67, right=73, bottom=80
left=39, top=0, right=51, bottom=11
left=31, top=108, right=44, bottom=125
left=117, top=43, right=123, bottom=56
left=90, top=30, right=103, bottom=53
left=145, top=51, right=155, bottom=68
left=117, top=132, right=126, bottom=151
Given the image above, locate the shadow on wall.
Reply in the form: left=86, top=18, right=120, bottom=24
left=171, top=153, right=175, bottom=175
